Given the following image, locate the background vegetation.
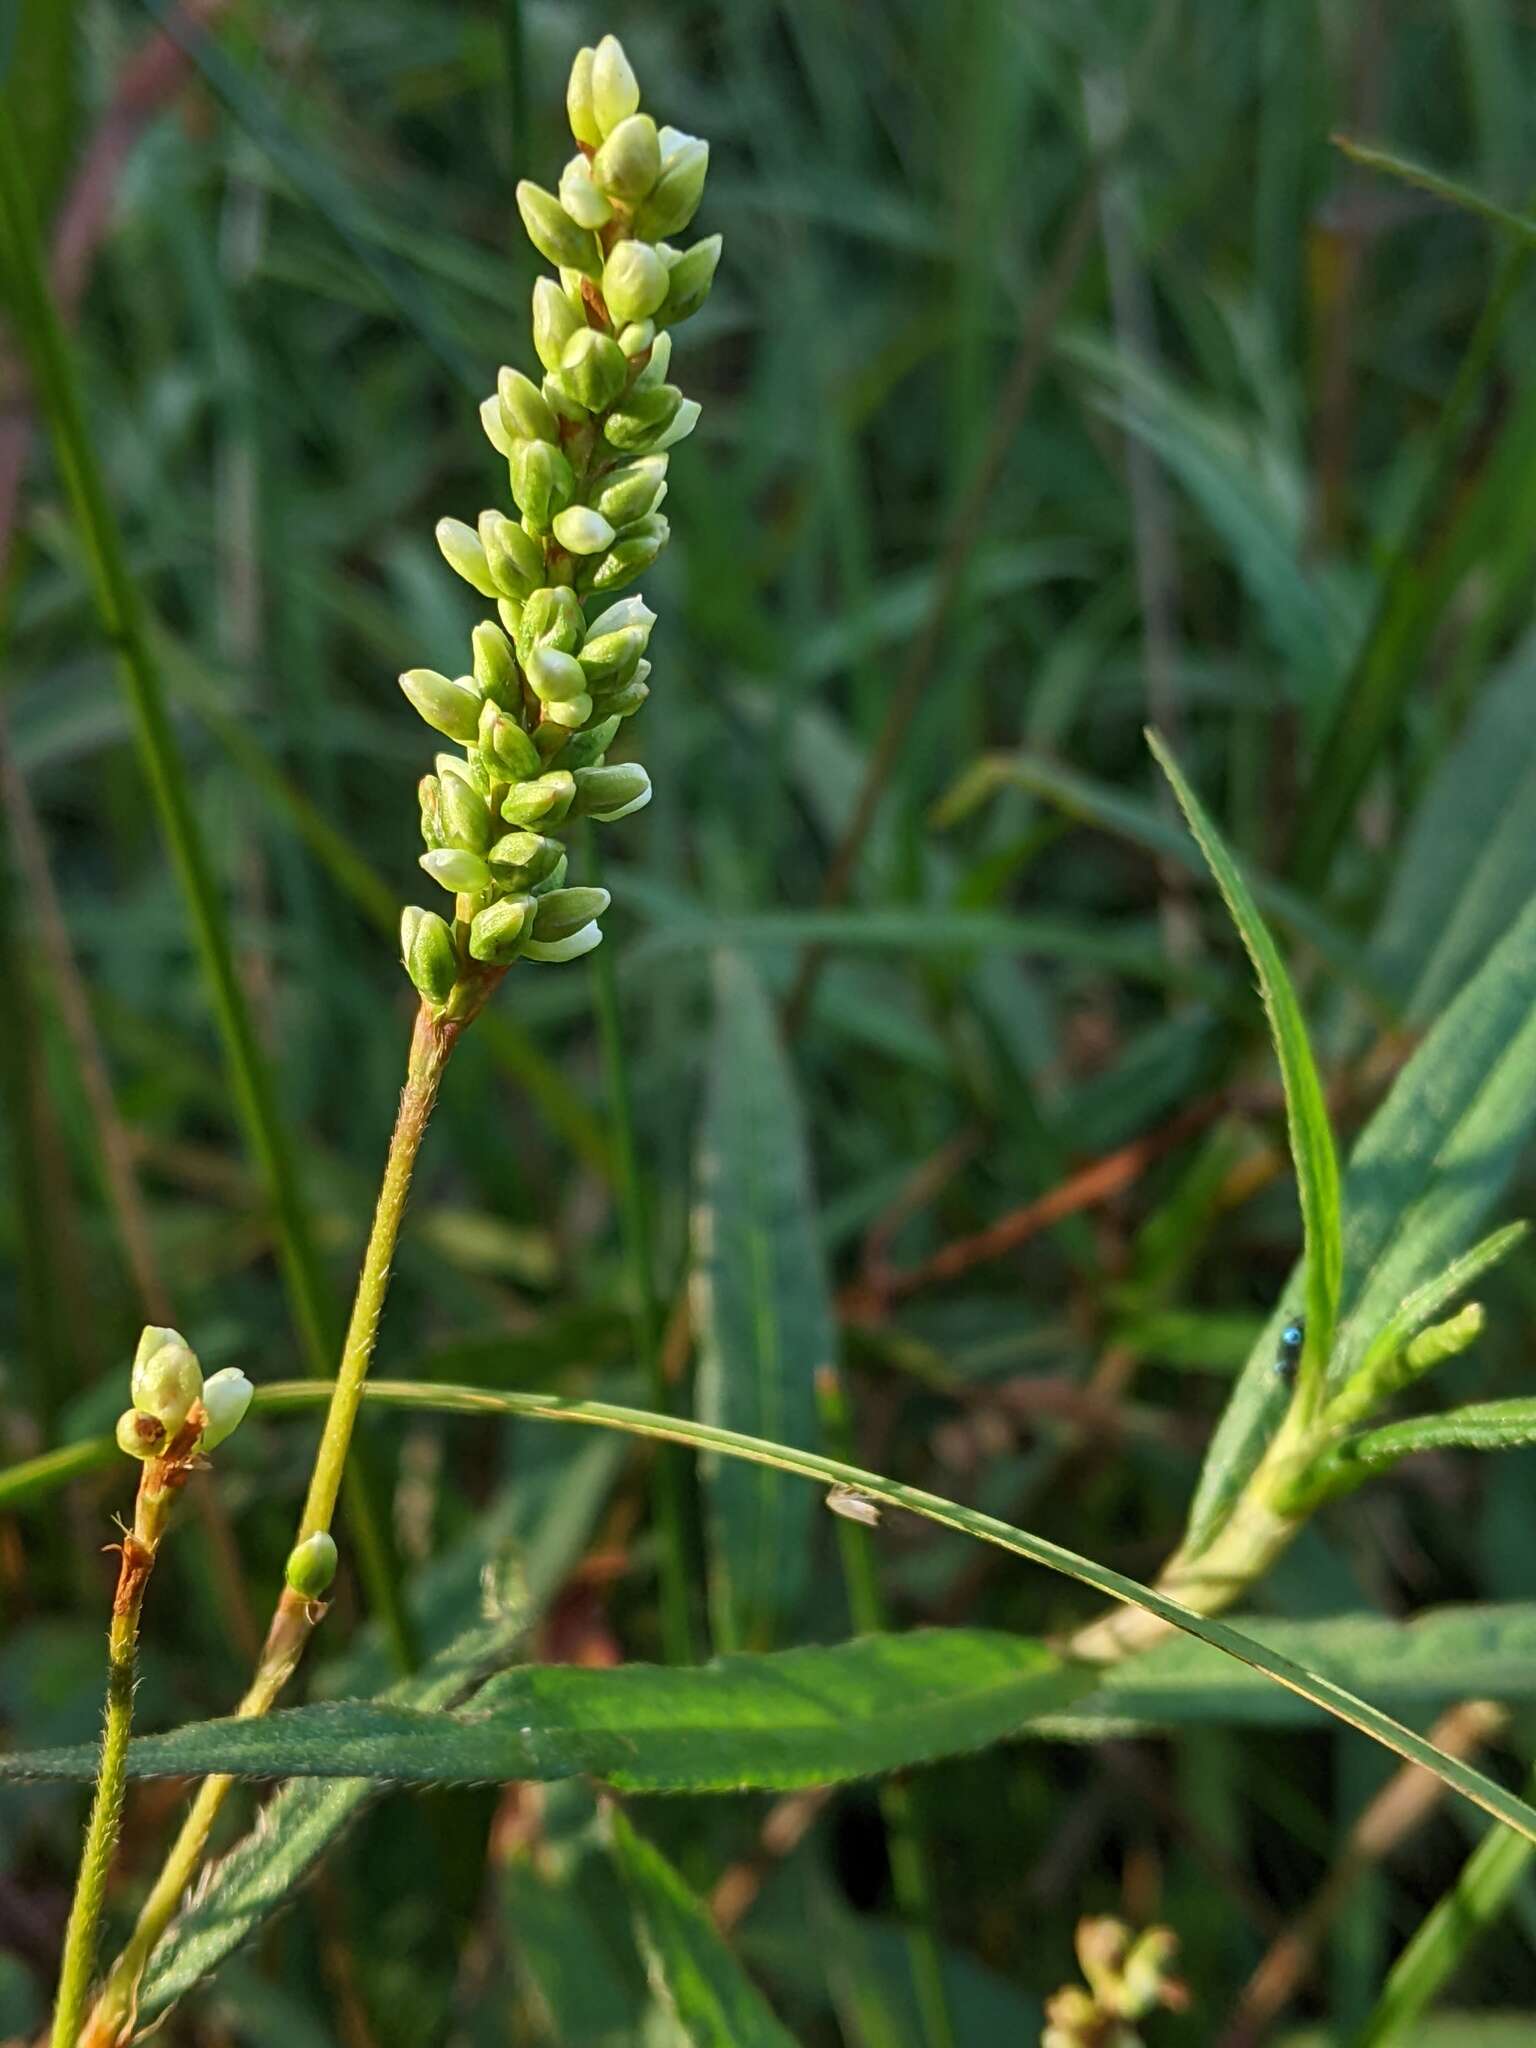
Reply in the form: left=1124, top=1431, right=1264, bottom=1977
left=5, top=1, right=1536, bottom=2042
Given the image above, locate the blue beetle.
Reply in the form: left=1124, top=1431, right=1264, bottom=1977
left=1274, top=1315, right=1305, bottom=1383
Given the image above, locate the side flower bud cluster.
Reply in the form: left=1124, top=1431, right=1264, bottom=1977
left=397, top=33, right=719, bottom=1013
left=115, top=1326, right=253, bottom=1464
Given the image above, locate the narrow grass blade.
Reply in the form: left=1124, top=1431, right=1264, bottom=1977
left=608, top=1806, right=801, bottom=2048
left=1148, top=730, right=1342, bottom=1401
left=1333, top=135, right=1536, bottom=243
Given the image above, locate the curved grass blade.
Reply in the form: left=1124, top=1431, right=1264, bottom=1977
left=608, top=1806, right=800, bottom=2048
left=1148, top=729, right=1342, bottom=1406
left=5, top=1381, right=1536, bottom=1848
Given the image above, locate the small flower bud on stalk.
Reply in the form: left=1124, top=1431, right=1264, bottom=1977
left=198, top=1368, right=254, bottom=1452
left=285, top=1531, right=339, bottom=1600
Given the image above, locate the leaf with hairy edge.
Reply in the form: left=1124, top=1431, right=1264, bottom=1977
left=693, top=952, right=831, bottom=1650
left=1150, top=731, right=1343, bottom=1400
left=0, top=1631, right=1087, bottom=1789
left=1189, top=890, right=1536, bottom=1550
left=608, top=1806, right=801, bottom=2047
left=1330, top=1401, right=1536, bottom=1469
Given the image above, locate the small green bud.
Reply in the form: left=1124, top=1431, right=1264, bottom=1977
left=439, top=752, right=489, bottom=797
left=435, top=517, right=501, bottom=599
left=589, top=515, right=669, bottom=592
left=478, top=701, right=542, bottom=780
left=440, top=769, right=491, bottom=852
left=1406, top=1302, right=1485, bottom=1372
left=567, top=45, right=602, bottom=147
left=517, top=583, right=585, bottom=661
left=131, top=1327, right=203, bottom=1432
left=559, top=327, right=629, bottom=412
left=480, top=395, right=513, bottom=457
left=498, top=594, right=526, bottom=640
left=532, top=277, right=583, bottom=372
left=502, top=772, right=576, bottom=828
left=533, top=850, right=569, bottom=893
left=650, top=397, right=701, bottom=452
left=523, top=921, right=605, bottom=964
left=418, top=775, right=446, bottom=849
left=419, top=847, right=492, bottom=895
left=602, top=240, right=669, bottom=324
left=657, top=233, right=722, bottom=325
left=497, top=365, right=560, bottom=445
left=632, top=329, right=672, bottom=390
left=532, top=885, right=611, bottom=941
left=552, top=505, right=616, bottom=556
left=617, top=318, right=656, bottom=358
left=199, top=1367, right=254, bottom=1452
left=574, top=761, right=652, bottom=821
left=578, top=624, right=648, bottom=682
left=541, top=370, right=591, bottom=424
left=525, top=645, right=589, bottom=704
left=591, top=114, right=661, bottom=203
left=468, top=893, right=536, bottom=965
left=488, top=831, right=564, bottom=884
left=559, top=716, right=621, bottom=769
left=592, top=456, right=668, bottom=527
left=472, top=620, right=518, bottom=702
left=479, top=510, right=543, bottom=598
left=117, top=1408, right=167, bottom=1461
left=543, top=691, right=593, bottom=731
left=558, top=152, right=613, bottom=230
left=515, top=180, right=600, bottom=276
left=603, top=383, right=683, bottom=452
left=401, top=905, right=458, bottom=1006
left=400, top=668, right=483, bottom=746
left=585, top=594, right=657, bottom=640
left=286, top=1531, right=339, bottom=1600
left=510, top=438, right=575, bottom=532
left=602, top=671, right=651, bottom=719
left=590, top=33, right=640, bottom=138
left=636, top=135, right=709, bottom=240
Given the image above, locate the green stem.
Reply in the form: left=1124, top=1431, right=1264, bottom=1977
left=0, top=102, right=413, bottom=1670
left=586, top=833, right=696, bottom=1664
left=816, top=1368, right=955, bottom=2048
left=79, top=1003, right=459, bottom=2047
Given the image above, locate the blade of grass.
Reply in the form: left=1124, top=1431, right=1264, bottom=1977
left=0, top=109, right=412, bottom=1668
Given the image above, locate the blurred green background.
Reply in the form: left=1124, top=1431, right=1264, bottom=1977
left=6, top=1, right=1536, bottom=2042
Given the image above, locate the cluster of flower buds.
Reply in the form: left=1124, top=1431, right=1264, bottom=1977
left=114, top=1326, right=253, bottom=1465
left=1042, top=1918, right=1190, bottom=2048
left=398, top=33, right=719, bottom=1013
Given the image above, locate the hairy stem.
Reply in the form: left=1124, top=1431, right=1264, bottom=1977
left=79, top=1000, right=464, bottom=2046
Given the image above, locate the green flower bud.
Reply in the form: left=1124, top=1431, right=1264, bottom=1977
left=478, top=702, right=542, bottom=780
left=632, top=329, right=672, bottom=389
left=468, top=893, right=536, bottom=965
left=199, top=1367, right=254, bottom=1452
left=497, top=594, right=526, bottom=640
left=523, top=921, right=605, bottom=964
left=533, top=849, right=569, bottom=891
left=439, top=751, right=490, bottom=798
left=502, top=771, right=576, bottom=828
left=544, top=691, right=593, bottom=730
left=479, top=510, right=543, bottom=598
left=418, top=776, right=446, bottom=849
left=578, top=624, right=648, bottom=682
left=401, top=905, right=458, bottom=1006
left=440, top=770, right=491, bottom=852
left=532, top=277, right=583, bottom=372
left=567, top=46, right=602, bottom=147
left=589, top=515, right=669, bottom=592
left=435, top=517, right=501, bottom=598
left=573, top=761, right=652, bottom=821
left=558, top=152, right=613, bottom=230
left=635, top=135, right=709, bottom=240
left=552, top=505, right=616, bottom=556
left=510, top=438, right=575, bottom=532
left=117, top=1408, right=167, bottom=1461
left=419, top=847, right=492, bottom=895
left=517, top=583, right=585, bottom=661
left=559, top=327, right=629, bottom=412
left=657, top=234, right=722, bottom=325
left=602, top=240, right=669, bottom=325
left=559, top=716, right=622, bottom=769
left=603, top=383, right=683, bottom=452
left=541, top=370, right=591, bottom=424
left=497, top=365, right=560, bottom=445
left=400, top=668, right=483, bottom=746
left=617, top=318, right=656, bottom=358
left=602, top=671, right=651, bottom=719
left=591, top=33, right=639, bottom=138
left=488, top=831, right=564, bottom=884
left=592, top=456, right=668, bottom=527
left=650, top=397, right=701, bottom=452
left=131, top=1327, right=203, bottom=1432
left=585, top=594, right=657, bottom=640
left=532, top=885, right=610, bottom=941
left=525, top=645, right=588, bottom=704
left=480, top=395, right=513, bottom=457
left=286, top=1531, right=339, bottom=1600
left=515, top=180, right=600, bottom=276
left=592, top=114, right=661, bottom=203
left=472, top=620, right=518, bottom=703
